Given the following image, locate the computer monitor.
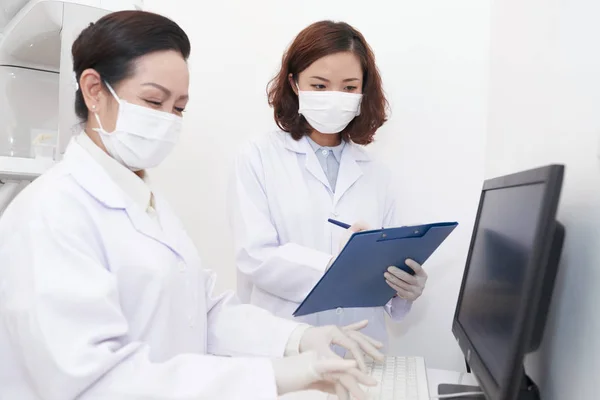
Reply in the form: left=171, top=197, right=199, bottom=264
left=446, top=164, right=565, bottom=400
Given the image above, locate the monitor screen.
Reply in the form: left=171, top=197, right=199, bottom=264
left=457, top=183, right=545, bottom=386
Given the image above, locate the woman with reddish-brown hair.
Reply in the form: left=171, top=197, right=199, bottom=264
left=230, top=21, right=429, bottom=352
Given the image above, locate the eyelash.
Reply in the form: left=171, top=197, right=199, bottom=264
left=309, top=85, right=358, bottom=91
left=145, top=100, right=186, bottom=113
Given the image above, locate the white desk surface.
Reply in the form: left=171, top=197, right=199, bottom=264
left=280, top=368, right=479, bottom=400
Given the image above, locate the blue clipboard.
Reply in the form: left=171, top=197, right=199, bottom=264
left=293, top=221, right=458, bottom=317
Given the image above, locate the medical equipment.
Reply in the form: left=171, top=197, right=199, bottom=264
left=0, top=0, right=142, bottom=212
left=297, top=88, right=362, bottom=134
left=93, top=81, right=183, bottom=170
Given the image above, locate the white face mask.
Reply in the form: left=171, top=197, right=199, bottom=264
left=298, top=87, right=363, bottom=134
left=93, top=82, right=183, bottom=171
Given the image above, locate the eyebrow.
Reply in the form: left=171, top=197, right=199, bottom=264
left=142, top=82, right=189, bottom=100
left=309, top=76, right=361, bottom=83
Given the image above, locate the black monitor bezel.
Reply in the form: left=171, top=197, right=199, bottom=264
left=451, top=164, right=564, bottom=399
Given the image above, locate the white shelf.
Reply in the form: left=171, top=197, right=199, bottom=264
left=0, top=156, right=54, bottom=180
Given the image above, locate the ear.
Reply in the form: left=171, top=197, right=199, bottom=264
left=79, top=69, right=105, bottom=113
left=288, top=73, right=298, bottom=95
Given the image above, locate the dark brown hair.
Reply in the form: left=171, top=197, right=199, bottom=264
left=72, top=10, right=191, bottom=121
left=267, top=21, right=388, bottom=145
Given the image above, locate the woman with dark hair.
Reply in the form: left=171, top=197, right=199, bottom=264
left=0, top=11, right=382, bottom=400
left=231, top=21, right=429, bottom=351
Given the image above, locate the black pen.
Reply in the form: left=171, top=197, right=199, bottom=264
left=327, top=218, right=351, bottom=229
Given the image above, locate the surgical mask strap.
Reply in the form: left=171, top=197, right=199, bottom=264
left=104, top=81, right=121, bottom=104
left=93, top=111, right=105, bottom=132
left=92, top=81, right=119, bottom=133
left=296, top=82, right=303, bottom=116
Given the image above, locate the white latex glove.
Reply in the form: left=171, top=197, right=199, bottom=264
left=299, top=320, right=384, bottom=373
left=384, top=259, right=428, bottom=301
left=272, top=351, right=376, bottom=398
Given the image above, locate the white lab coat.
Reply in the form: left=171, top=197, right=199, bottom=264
left=231, top=131, right=411, bottom=349
left=0, top=139, right=300, bottom=400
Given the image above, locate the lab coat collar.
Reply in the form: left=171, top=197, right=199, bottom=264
left=345, top=141, right=371, bottom=162
left=282, top=132, right=311, bottom=154
left=64, top=137, right=184, bottom=256
left=334, top=143, right=367, bottom=204
left=282, top=131, right=371, bottom=162
left=63, top=137, right=129, bottom=210
left=76, top=133, right=152, bottom=211
left=282, top=132, right=372, bottom=199
left=306, top=135, right=345, bottom=162
left=284, top=134, right=329, bottom=189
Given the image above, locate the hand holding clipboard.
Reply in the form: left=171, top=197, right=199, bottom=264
left=327, top=219, right=428, bottom=300
left=294, top=220, right=458, bottom=316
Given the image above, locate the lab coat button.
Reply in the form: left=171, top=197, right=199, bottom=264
left=178, top=260, right=185, bottom=272
left=336, top=307, right=343, bottom=315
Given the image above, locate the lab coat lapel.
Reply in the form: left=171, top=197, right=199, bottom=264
left=151, top=193, right=188, bottom=255
left=305, top=151, right=331, bottom=190
left=333, top=142, right=370, bottom=205
left=284, top=134, right=331, bottom=190
left=65, top=139, right=183, bottom=256
left=65, top=139, right=128, bottom=210
left=125, top=204, right=181, bottom=255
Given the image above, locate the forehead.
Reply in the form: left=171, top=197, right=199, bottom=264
left=302, top=51, right=363, bottom=79
left=126, top=50, right=189, bottom=92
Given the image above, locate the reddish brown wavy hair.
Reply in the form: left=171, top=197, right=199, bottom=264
left=267, top=20, right=389, bottom=145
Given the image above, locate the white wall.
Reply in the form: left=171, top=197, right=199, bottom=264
left=144, top=0, right=491, bottom=371
left=486, top=0, right=600, bottom=398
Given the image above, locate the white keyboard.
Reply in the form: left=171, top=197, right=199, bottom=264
left=362, top=356, right=430, bottom=400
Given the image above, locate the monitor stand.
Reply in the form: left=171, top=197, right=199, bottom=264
left=438, top=384, right=482, bottom=399
left=438, top=374, right=540, bottom=400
